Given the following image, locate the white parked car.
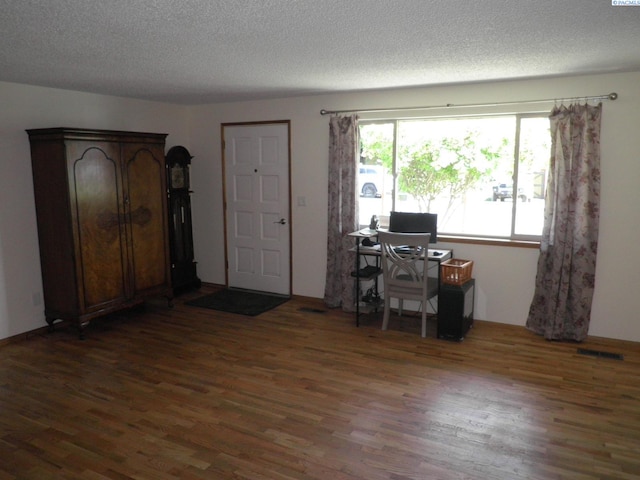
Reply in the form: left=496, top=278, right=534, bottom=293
left=359, top=166, right=383, bottom=198
left=492, top=182, right=532, bottom=202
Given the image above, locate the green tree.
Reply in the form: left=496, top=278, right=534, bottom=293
left=398, top=132, right=506, bottom=221
left=360, top=124, right=392, bottom=170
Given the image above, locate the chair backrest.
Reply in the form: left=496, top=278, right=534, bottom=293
left=377, top=231, right=431, bottom=299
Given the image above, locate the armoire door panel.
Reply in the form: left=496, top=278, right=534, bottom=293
left=69, top=142, right=129, bottom=309
left=123, top=145, right=169, bottom=292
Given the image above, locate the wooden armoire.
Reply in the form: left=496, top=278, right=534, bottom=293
left=27, top=128, right=172, bottom=337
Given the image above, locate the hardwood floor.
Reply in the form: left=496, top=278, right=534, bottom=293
left=1, top=286, right=639, bottom=479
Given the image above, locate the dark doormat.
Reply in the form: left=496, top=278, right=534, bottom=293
left=186, top=289, right=289, bottom=316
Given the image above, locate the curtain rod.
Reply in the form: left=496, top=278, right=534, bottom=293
left=319, top=92, right=618, bottom=116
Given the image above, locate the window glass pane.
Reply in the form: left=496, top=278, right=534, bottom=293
left=514, top=117, right=549, bottom=237
left=396, top=117, right=515, bottom=237
left=359, top=123, right=394, bottom=227
left=358, top=114, right=549, bottom=240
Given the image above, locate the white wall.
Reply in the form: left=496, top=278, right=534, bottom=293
left=2, top=72, right=639, bottom=343
left=0, top=81, right=189, bottom=340
left=188, top=71, right=640, bottom=342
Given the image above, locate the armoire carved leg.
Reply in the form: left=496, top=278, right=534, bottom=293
left=78, top=322, right=89, bottom=340
left=46, top=317, right=56, bottom=333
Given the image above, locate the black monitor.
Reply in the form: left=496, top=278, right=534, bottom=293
left=388, top=211, right=438, bottom=243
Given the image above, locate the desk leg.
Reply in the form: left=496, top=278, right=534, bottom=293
left=355, top=239, right=360, bottom=326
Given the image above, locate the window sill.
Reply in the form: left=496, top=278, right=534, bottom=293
left=438, top=235, right=540, bottom=249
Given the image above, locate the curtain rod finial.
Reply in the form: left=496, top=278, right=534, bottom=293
left=609, top=92, right=618, bottom=101
left=320, top=109, right=328, bottom=115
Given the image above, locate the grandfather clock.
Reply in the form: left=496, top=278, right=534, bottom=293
left=166, top=145, right=201, bottom=294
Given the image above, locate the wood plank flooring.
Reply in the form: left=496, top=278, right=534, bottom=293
left=1, top=286, right=640, bottom=479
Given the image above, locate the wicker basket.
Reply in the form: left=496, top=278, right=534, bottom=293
left=441, top=259, right=474, bottom=286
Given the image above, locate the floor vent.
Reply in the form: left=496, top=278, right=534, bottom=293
left=299, top=307, right=327, bottom=314
left=577, top=348, right=624, bottom=361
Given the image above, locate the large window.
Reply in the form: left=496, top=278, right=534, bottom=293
left=358, top=114, right=550, bottom=241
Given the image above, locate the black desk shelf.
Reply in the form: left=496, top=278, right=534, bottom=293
left=351, top=265, right=382, bottom=279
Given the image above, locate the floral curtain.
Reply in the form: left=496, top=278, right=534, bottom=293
left=526, top=103, right=602, bottom=341
left=324, top=115, right=359, bottom=311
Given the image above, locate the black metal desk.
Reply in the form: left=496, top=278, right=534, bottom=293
left=349, top=229, right=452, bottom=326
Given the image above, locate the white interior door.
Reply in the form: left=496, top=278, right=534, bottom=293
left=223, top=122, right=291, bottom=295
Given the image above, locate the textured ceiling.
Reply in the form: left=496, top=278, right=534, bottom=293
left=1, top=0, right=639, bottom=105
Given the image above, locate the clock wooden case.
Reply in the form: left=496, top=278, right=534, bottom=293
left=166, top=145, right=201, bottom=293
left=27, top=128, right=172, bottom=337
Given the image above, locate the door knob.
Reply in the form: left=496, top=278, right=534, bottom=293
left=274, top=218, right=287, bottom=225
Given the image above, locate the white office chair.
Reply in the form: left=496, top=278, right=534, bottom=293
left=378, top=231, right=435, bottom=338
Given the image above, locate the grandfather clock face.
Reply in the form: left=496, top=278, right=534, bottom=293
left=170, top=163, right=186, bottom=189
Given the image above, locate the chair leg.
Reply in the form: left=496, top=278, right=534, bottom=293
left=398, top=299, right=403, bottom=317
left=421, top=303, right=427, bottom=338
left=382, top=295, right=391, bottom=331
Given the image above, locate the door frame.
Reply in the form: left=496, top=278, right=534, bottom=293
left=221, top=120, right=292, bottom=295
